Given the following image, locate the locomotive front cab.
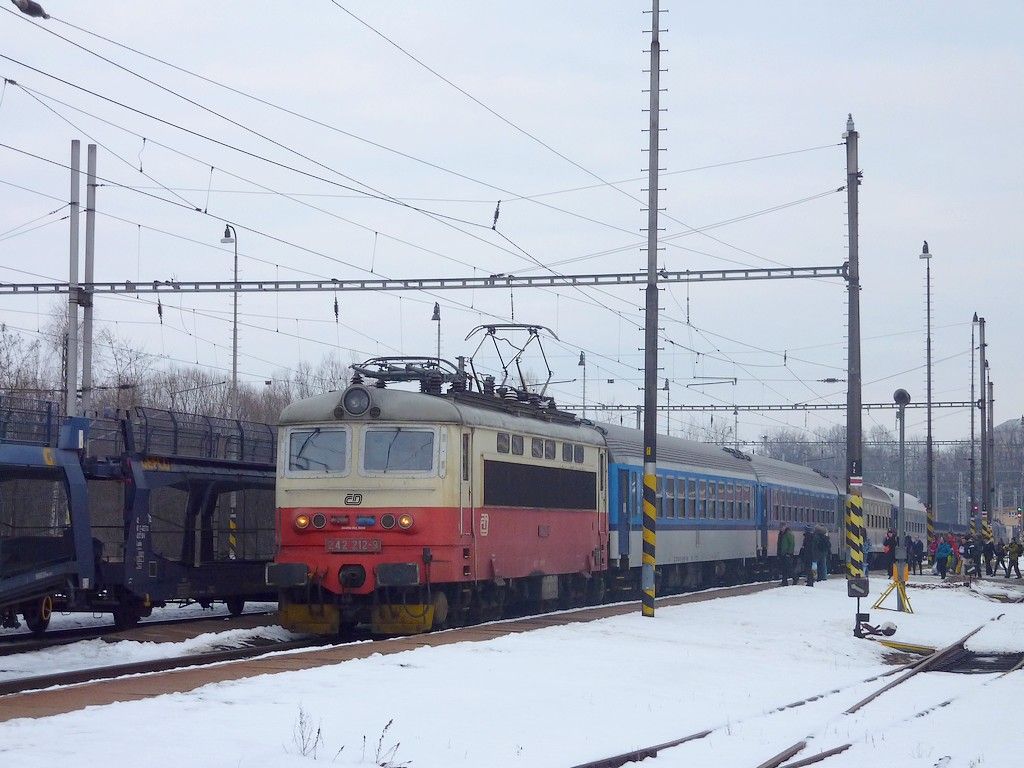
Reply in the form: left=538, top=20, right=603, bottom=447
left=270, top=385, right=462, bottom=634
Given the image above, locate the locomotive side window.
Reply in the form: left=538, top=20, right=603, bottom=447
left=512, top=435, right=524, bottom=455
left=531, top=438, right=544, bottom=459
left=544, top=439, right=556, bottom=460
left=363, top=428, right=435, bottom=472
left=497, top=433, right=510, bottom=453
left=287, top=428, right=349, bottom=474
left=573, top=444, right=584, bottom=463
left=562, top=442, right=573, bottom=462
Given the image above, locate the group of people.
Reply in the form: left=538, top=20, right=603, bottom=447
left=931, top=532, right=1022, bottom=579
left=777, top=523, right=831, bottom=586
left=776, top=525, right=1024, bottom=584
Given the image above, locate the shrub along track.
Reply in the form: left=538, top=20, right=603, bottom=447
left=0, top=582, right=774, bottom=722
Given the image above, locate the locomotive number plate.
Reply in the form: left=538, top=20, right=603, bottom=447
left=325, top=538, right=381, bottom=553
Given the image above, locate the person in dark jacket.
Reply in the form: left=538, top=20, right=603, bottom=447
left=799, top=526, right=816, bottom=587
left=1007, top=539, right=1023, bottom=579
left=983, top=538, right=996, bottom=576
left=912, top=537, right=925, bottom=575
left=882, top=529, right=897, bottom=577
left=814, top=526, right=830, bottom=581
left=777, top=523, right=796, bottom=586
left=994, top=539, right=1007, bottom=575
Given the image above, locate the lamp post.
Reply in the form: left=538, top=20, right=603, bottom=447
left=894, top=388, right=911, bottom=612
left=220, top=224, right=239, bottom=562
left=578, top=351, right=586, bottom=419
left=920, top=241, right=934, bottom=526
left=220, top=224, right=238, bottom=420
left=431, top=302, right=441, bottom=363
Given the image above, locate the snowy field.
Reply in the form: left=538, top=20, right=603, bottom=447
left=0, top=578, right=1020, bottom=767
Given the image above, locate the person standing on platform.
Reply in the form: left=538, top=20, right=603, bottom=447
left=814, top=525, right=830, bottom=581
left=1007, top=539, right=1023, bottom=579
left=912, top=537, right=925, bottom=575
left=983, top=538, right=996, bottom=576
left=935, top=538, right=952, bottom=579
left=882, top=529, right=897, bottom=577
left=799, top=526, right=816, bottom=587
left=777, top=523, right=795, bottom=586
left=995, top=539, right=1007, bottom=575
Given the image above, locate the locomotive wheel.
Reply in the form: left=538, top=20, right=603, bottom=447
left=226, top=597, right=246, bottom=617
left=586, top=575, right=607, bottom=606
left=23, top=594, right=53, bottom=635
left=430, top=590, right=449, bottom=630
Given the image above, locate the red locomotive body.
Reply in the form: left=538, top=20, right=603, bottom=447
left=268, top=378, right=608, bottom=634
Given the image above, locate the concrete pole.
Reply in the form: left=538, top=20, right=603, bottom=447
left=844, top=116, right=862, bottom=489
left=65, top=140, right=81, bottom=418
left=81, top=144, right=97, bottom=415
left=640, top=0, right=663, bottom=618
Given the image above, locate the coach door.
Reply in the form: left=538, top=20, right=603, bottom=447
left=460, top=430, right=473, bottom=537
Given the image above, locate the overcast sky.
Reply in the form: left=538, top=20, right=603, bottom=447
left=0, top=1, right=1020, bottom=444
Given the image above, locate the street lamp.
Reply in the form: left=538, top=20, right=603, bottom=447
left=220, top=224, right=238, bottom=420
left=919, top=241, right=934, bottom=527
left=894, top=387, right=911, bottom=612
left=431, top=302, right=441, bottom=363
left=577, top=351, right=588, bottom=419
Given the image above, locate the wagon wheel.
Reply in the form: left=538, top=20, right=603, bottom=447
left=23, top=594, right=53, bottom=635
left=225, top=597, right=246, bottom=616
left=112, top=600, right=142, bottom=631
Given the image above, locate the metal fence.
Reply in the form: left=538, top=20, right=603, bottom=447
left=128, top=408, right=276, bottom=464
left=0, top=395, right=58, bottom=447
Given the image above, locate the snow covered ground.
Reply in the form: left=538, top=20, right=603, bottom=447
left=0, top=578, right=1019, bottom=767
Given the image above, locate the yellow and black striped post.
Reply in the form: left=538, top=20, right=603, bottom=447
left=228, top=515, right=238, bottom=560
left=969, top=517, right=976, bottom=538
left=846, top=477, right=865, bottom=578
left=926, top=504, right=935, bottom=547
left=641, top=468, right=657, bottom=617
left=981, top=519, right=993, bottom=543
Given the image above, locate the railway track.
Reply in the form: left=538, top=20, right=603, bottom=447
left=0, top=581, right=775, bottom=723
left=571, top=615, right=1020, bottom=768
left=0, top=609, right=278, bottom=657
left=0, top=636, right=329, bottom=696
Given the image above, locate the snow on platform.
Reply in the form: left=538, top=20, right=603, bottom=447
left=0, top=578, right=1017, bottom=768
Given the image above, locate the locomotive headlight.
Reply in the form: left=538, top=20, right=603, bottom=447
left=342, top=387, right=371, bottom=416
left=294, top=513, right=311, bottom=530
left=398, top=513, right=415, bottom=530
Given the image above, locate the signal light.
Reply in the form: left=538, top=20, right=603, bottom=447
left=398, top=513, right=415, bottom=530
left=294, top=513, right=311, bottom=530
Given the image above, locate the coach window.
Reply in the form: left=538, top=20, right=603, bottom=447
left=687, top=479, right=696, bottom=518
left=544, top=439, right=556, bottom=460
left=363, top=428, right=434, bottom=473
left=531, top=438, right=544, bottom=458
left=288, top=427, right=349, bottom=474
left=727, top=484, right=735, bottom=519
left=698, top=480, right=707, bottom=518
left=674, top=478, right=684, bottom=518
left=574, top=444, right=585, bottom=463
left=497, top=432, right=510, bottom=454
left=667, top=477, right=677, bottom=518
left=562, top=442, right=573, bottom=462
left=655, top=476, right=664, bottom=518
left=511, top=435, right=524, bottom=455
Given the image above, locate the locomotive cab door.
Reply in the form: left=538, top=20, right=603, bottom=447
left=459, top=430, right=473, bottom=537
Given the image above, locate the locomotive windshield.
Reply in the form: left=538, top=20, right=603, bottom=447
left=288, top=428, right=349, bottom=473
left=363, top=428, right=435, bottom=473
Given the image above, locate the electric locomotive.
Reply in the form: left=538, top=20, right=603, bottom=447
left=267, top=358, right=608, bottom=634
